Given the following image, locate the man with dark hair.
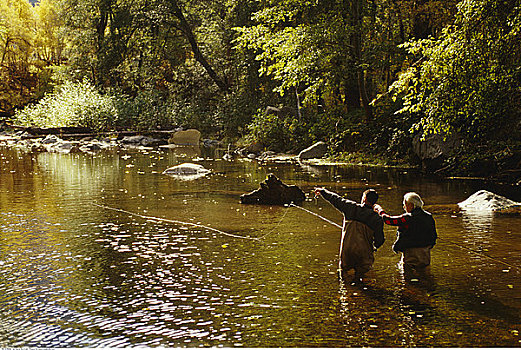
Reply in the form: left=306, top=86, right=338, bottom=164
left=315, top=187, right=385, bottom=284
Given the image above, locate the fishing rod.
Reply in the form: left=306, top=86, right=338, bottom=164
left=289, top=203, right=342, bottom=229
left=93, top=203, right=261, bottom=241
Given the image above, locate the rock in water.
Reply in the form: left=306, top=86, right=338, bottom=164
left=458, top=190, right=521, bottom=212
left=240, top=174, right=306, bottom=205
left=163, top=163, right=211, bottom=180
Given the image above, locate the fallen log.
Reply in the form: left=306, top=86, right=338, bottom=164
left=8, top=125, right=177, bottom=139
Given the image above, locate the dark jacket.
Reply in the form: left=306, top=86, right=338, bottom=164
left=320, top=189, right=385, bottom=249
left=393, top=208, right=437, bottom=253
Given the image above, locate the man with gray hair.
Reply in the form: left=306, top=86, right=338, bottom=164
left=373, top=192, right=437, bottom=269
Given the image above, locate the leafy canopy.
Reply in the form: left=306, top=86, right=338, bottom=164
left=390, top=0, right=521, bottom=139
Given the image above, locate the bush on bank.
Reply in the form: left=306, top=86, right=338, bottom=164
left=12, top=80, right=183, bottom=132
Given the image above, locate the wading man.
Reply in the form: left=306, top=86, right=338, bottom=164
left=373, top=192, right=437, bottom=271
left=314, top=188, right=384, bottom=284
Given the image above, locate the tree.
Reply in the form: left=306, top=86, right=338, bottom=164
left=0, top=0, right=36, bottom=113
left=234, top=0, right=458, bottom=123
left=389, top=0, right=521, bottom=140
left=164, top=0, right=229, bottom=92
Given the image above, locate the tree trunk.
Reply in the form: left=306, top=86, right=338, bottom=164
left=351, top=0, right=373, bottom=121
left=167, top=0, right=229, bottom=93
left=295, top=85, right=302, bottom=121
left=344, top=76, right=361, bottom=109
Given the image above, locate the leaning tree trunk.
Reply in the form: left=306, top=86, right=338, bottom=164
left=167, top=0, right=229, bottom=93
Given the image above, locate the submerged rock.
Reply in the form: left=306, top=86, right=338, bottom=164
left=162, top=162, right=211, bottom=180
left=458, top=190, right=521, bottom=213
left=240, top=174, right=306, bottom=205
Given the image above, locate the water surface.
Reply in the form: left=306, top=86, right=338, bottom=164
left=0, top=145, right=520, bottom=347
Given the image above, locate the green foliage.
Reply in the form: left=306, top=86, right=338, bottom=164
left=13, top=80, right=119, bottom=131
left=246, top=109, right=322, bottom=152
left=234, top=0, right=348, bottom=107
left=247, top=111, right=289, bottom=151
left=112, top=89, right=177, bottom=131
left=390, top=0, right=521, bottom=140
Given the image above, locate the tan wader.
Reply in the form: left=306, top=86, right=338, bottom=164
left=340, top=220, right=375, bottom=278
left=403, top=246, right=431, bottom=268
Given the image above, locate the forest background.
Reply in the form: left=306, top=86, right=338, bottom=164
left=1, top=0, right=520, bottom=179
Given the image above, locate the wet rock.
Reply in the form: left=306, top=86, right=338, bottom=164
left=298, top=141, right=328, bottom=160
left=458, top=190, right=521, bottom=213
left=162, top=162, right=211, bottom=180
left=120, top=135, right=165, bottom=147
left=42, top=134, right=62, bottom=145
left=79, top=142, right=103, bottom=152
left=168, top=129, right=201, bottom=146
left=46, top=141, right=81, bottom=153
left=19, top=131, right=34, bottom=139
left=203, top=139, right=221, bottom=147
left=240, top=174, right=306, bottom=205
left=259, top=151, right=276, bottom=160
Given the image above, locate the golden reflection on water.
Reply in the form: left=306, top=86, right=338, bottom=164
left=0, top=145, right=520, bottom=347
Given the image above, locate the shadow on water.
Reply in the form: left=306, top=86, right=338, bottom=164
left=341, top=259, right=520, bottom=327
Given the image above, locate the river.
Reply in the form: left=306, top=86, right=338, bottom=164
left=0, top=144, right=520, bottom=347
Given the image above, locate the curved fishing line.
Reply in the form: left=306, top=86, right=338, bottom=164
left=93, top=203, right=261, bottom=241
left=255, top=203, right=297, bottom=240
left=437, top=240, right=521, bottom=270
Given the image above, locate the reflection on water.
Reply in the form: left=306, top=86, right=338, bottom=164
left=0, top=145, right=520, bottom=347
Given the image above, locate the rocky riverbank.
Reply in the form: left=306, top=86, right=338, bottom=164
left=1, top=125, right=520, bottom=186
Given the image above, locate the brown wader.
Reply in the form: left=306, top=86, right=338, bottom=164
left=402, top=246, right=431, bottom=268
left=340, top=220, right=376, bottom=278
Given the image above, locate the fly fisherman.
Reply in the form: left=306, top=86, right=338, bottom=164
left=314, top=188, right=385, bottom=284
left=373, top=192, right=437, bottom=271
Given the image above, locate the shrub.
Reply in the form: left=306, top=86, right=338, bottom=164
left=112, top=89, right=177, bottom=131
left=247, top=110, right=290, bottom=151
left=13, top=80, right=118, bottom=131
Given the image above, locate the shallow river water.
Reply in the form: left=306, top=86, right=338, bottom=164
left=0, top=144, right=520, bottom=347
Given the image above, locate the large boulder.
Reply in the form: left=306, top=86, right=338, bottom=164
left=168, top=129, right=201, bottom=146
left=240, top=174, right=306, bottom=205
left=458, top=190, right=521, bottom=213
left=298, top=141, right=328, bottom=160
left=162, top=162, right=211, bottom=180
left=412, top=133, right=461, bottom=171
